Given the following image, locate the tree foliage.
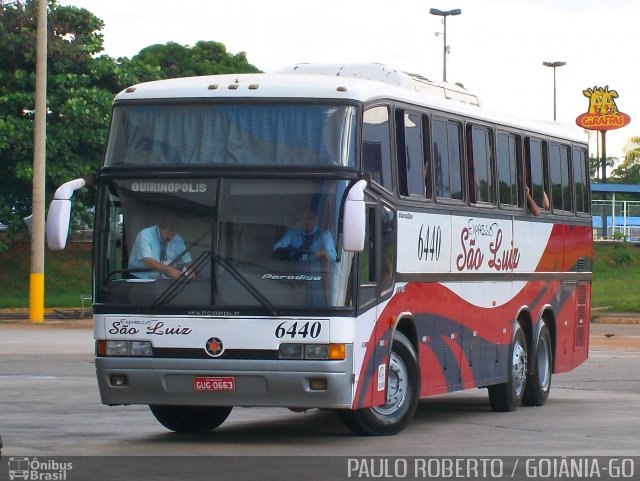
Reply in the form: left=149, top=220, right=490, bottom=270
left=590, top=154, right=617, bottom=183
left=0, top=0, right=260, bottom=241
left=0, top=0, right=117, bottom=234
left=131, top=41, right=260, bottom=80
left=610, top=136, right=640, bottom=184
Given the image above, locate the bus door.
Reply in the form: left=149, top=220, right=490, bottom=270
left=356, top=197, right=398, bottom=407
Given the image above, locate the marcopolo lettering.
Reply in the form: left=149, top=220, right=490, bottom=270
left=130, top=182, right=207, bottom=193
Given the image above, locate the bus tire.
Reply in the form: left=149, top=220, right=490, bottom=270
left=338, top=332, right=419, bottom=435
left=522, top=321, right=553, bottom=406
left=149, top=405, right=232, bottom=433
left=488, top=323, right=527, bottom=412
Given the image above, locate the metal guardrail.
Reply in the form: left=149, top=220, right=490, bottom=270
left=592, top=200, right=640, bottom=242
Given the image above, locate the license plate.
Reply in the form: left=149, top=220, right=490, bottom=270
left=193, top=377, right=236, bottom=392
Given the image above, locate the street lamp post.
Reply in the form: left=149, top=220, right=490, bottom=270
left=430, top=8, right=462, bottom=83
left=542, top=61, right=566, bottom=121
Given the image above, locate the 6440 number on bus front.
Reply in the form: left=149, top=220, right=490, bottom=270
left=275, top=321, right=322, bottom=339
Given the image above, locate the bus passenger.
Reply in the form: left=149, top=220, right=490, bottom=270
left=128, top=215, right=192, bottom=279
left=272, top=210, right=336, bottom=262
left=526, top=186, right=550, bottom=216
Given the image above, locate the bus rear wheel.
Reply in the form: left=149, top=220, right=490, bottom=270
left=339, top=332, right=419, bottom=436
left=522, top=321, right=553, bottom=406
left=488, top=323, right=527, bottom=412
left=149, top=405, right=232, bottom=433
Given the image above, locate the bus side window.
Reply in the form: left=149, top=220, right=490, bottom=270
left=525, top=137, right=549, bottom=212
left=433, top=118, right=463, bottom=201
left=363, top=106, right=393, bottom=192
left=496, top=132, right=521, bottom=207
left=549, top=143, right=572, bottom=212
left=469, top=125, right=494, bottom=205
left=396, top=110, right=426, bottom=198
left=561, top=145, right=572, bottom=212
left=573, top=147, right=590, bottom=214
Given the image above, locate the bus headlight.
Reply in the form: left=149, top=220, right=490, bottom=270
left=98, top=340, right=153, bottom=357
left=279, top=344, right=303, bottom=359
left=131, top=341, right=154, bottom=356
left=304, top=344, right=328, bottom=359
left=105, top=340, right=129, bottom=356
left=279, top=343, right=346, bottom=360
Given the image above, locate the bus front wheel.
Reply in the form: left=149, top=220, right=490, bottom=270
left=149, top=405, right=232, bottom=433
left=338, top=332, right=419, bottom=436
left=488, top=323, right=528, bottom=412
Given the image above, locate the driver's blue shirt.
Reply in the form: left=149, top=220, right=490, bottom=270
left=128, top=225, right=191, bottom=278
left=272, top=225, right=336, bottom=262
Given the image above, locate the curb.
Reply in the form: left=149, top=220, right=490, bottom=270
left=0, top=318, right=93, bottom=328
left=592, top=315, right=640, bottom=325
left=592, top=319, right=640, bottom=325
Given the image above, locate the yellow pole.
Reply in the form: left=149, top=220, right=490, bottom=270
left=29, top=0, right=48, bottom=323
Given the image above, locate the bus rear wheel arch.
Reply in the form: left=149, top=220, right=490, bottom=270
left=338, top=331, right=420, bottom=435
left=488, top=321, right=528, bottom=412
left=149, top=405, right=232, bottom=433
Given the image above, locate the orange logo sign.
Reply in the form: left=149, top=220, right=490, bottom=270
left=576, top=85, right=631, bottom=131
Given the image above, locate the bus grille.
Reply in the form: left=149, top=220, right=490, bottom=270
left=152, top=348, right=279, bottom=360
left=576, top=258, right=587, bottom=272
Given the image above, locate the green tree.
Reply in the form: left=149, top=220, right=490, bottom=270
left=0, top=0, right=117, bottom=235
left=590, top=154, right=617, bottom=183
left=0, top=1, right=261, bottom=243
left=128, top=41, right=261, bottom=81
left=623, top=136, right=640, bottom=165
left=611, top=136, right=640, bottom=184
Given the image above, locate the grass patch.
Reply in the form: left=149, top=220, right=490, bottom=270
left=0, top=241, right=92, bottom=308
left=592, top=242, right=640, bottom=312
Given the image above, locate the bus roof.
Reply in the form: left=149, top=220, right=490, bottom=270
left=276, top=63, right=481, bottom=107
left=115, top=64, right=587, bottom=144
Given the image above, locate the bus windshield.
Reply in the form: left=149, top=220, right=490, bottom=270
left=97, top=178, right=356, bottom=313
left=104, top=103, right=357, bottom=168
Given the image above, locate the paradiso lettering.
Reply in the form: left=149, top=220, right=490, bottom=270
left=456, top=220, right=520, bottom=272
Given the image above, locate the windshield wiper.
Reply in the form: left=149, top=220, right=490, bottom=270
left=149, top=250, right=211, bottom=313
left=145, top=252, right=278, bottom=317
left=213, top=255, right=279, bottom=317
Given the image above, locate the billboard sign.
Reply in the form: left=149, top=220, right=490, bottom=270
left=576, top=85, right=631, bottom=131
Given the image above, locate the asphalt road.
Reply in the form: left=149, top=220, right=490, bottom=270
left=0, top=322, right=638, bottom=479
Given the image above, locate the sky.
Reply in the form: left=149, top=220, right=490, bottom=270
left=60, top=0, right=640, bottom=162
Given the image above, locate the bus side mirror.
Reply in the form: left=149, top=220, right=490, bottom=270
left=343, top=179, right=367, bottom=252
left=46, top=178, right=86, bottom=250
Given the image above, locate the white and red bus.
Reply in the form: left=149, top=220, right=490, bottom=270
left=47, top=63, right=591, bottom=435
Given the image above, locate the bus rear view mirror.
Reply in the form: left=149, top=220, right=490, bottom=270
left=46, top=178, right=86, bottom=250
left=343, top=179, right=367, bottom=252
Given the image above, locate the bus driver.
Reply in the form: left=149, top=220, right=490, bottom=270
left=272, top=210, right=336, bottom=262
left=128, top=215, right=192, bottom=280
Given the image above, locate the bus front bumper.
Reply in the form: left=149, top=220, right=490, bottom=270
left=95, top=354, right=355, bottom=409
